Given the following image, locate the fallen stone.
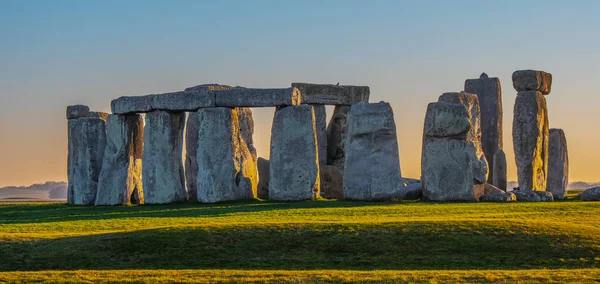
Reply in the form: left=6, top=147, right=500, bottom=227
left=512, top=70, right=552, bottom=95
left=196, top=107, right=257, bottom=203
left=142, top=110, right=187, bottom=204
left=291, top=83, right=370, bottom=105
left=581, top=187, right=600, bottom=201
left=257, top=157, right=270, bottom=199
left=67, top=115, right=108, bottom=205
left=493, top=149, right=508, bottom=190
left=464, top=73, right=503, bottom=185
left=402, top=178, right=421, bottom=186
left=313, top=105, right=328, bottom=168
left=66, top=105, right=90, bottom=119
left=95, top=114, right=144, bottom=205
left=326, top=105, right=350, bottom=171
left=484, top=183, right=504, bottom=195
left=513, top=91, right=549, bottom=191
left=397, top=182, right=422, bottom=201
left=343, top=102, right=403, bottom=201
left=511, top=190, right=542, bottom=202
left=215, top=87, right=302, bottom=107
left=480, top=192, right=517, bottom=202
left=320, top=165, right=343, bottom=199
left=535, top=190, right=554, bottom=201
left=547, top=129, right=569, bottom=200
left=111, top=91, right=216, bottom=114
left=269, top=105, right=320, bottom=201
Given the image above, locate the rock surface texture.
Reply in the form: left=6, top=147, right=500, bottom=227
left=67, top=109, right=108, bottom=205
left=195, top=107, right=258, bottom=203
left=269, top=105, right=320, bottom=201
left=512, top=90, right=549, bottom=191
left=464, top=73, right=504, bottom=186
left=480, top=192, right=516, bottom=202
left=320, top=165, right=343, bottom=199
left=326, top=105, right=351, bottom=171
left=291, top=83, right=370, bottom=105
left=421, top=92, right=488, bottom=201
left=142, top=111, right=187, bottom=204
left=312, top=105, right=328, bottom=168
left=493, top=150, right=508, bottom=190
left=95, top=114, right=144, bottom=205
left=547, top=129, right=569, bottom=200
left=581, top=187, right=600, bottom=201
left=512, top=70, right=552, bottom=95
left=257, top=157, right=270, bottom=199
left=343, top=102, right=403, bottom=201
left=214, top=88, right=302, bottom=107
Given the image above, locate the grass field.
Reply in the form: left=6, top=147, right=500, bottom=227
left=1, top=198, right=599, bottom=283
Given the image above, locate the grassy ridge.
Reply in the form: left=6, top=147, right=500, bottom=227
left=1, top=200, right=599, bottom=281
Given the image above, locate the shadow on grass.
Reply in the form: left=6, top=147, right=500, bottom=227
left=0, top=200, right=399, bottom=225
left=1, top=221, right=598, bottom=271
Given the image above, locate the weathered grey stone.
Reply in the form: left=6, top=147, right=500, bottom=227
left=142, top=111, right=187, bottom=204
left=196, top=107, right=257, bottom=203
left=535, top=190, right=554, bottom=201
left=464, top=73, right=503, bottom=185
left=493, top=150, right=508, bottom=190
left=512, top=70, right=552, bottom=95
left=513, top=91, right=549, bottom=191
left=184, top=84, right=233, bottom=91
left=66, top=105, right=90, bottom=119
left=326, top=105, right=350, bottom=171
left=257, top=157, right=270, bottom=199
left=320, top=165, right=343, bottom=199
left=511, top=190, right=542, bottom=202
left=269, top=105, right=320, bottom=201
left=343, top=102, right=403, bottom=201
left=95, top=114, right=144, bottom=205
left=215, top=87, right=301, bottom=107
left=237, top=107, right=257, bottom=162
left=291, top=83, right=370, bottom=105
left=581, top=187, right=600, bottom=201
left=111, top=91, right=216, bottom=114
left=312, top=105, right=327, bottom=168
left=438, top=92, right=489, bottom=184
left=484, top=183, right=504, bottom=195
left=480, top=192, right=516, bottom=202
left=421, top=96, right=487, bottom=202
left=67, top=115, right=108, bottom=205
left=396, top=182, right=422, bottom=201
left=547, top=129, right=569, bottom=200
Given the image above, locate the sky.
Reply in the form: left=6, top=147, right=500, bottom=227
left=1, top=0, right=599, bottom=187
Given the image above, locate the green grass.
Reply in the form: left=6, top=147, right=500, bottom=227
left=1, top=200, right=600, bottom=282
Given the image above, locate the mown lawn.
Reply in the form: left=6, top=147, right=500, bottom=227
left=1, top=199, right=599, bottom=282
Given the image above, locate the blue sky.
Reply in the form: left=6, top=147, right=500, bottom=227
left=1, top=0, right=599, bottom=186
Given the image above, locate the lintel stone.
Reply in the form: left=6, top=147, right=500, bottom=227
left=291, top=83, right=369, bottom=105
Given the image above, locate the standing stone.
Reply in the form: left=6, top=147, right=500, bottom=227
left=421, top=97, right=487, bottom=201
left=513, top=91, right=549, bottom=191
left=67, top=110, right=108, bottom=205
left=312, top=105, right=327, bottom=168
left=547, top=129, right=569, bottom=199
left=493, top=149, right=507, bottom=190
left=326, top=105, right=350, bottom=171
left=269, top=105, right=320, bottom=201
left=95, top=114, right=144, bottom=205
left=320, top=165, right=343, bottom=199
left=143, top=111, right=187, bottom=204
left=257, top=157, right=270, bottom=199
left=464, top=73, right=504, bottom=186
left=196, top=107, right=257, bottom=203
left=343, top=102, right=403, bottom=201
left=184, top=84, right=234, bottom=201
left=66, top=105, right=90, bottom=119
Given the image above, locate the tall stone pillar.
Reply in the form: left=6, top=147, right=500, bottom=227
left=143, top=110, right=187, bottom=204
left=66, top=105, right=108, bottom=205
left=548, top=128, right=569, bottom=199
left=512, top=69, right=552, bottom=191
left=464, top=73, right=504, bottom=186
left=269, top=105, right=320, bottom=201
left=492, top=149, right=507, bottom=190
left=95, top=114, right=144, bottom=205
left=195, top=107, right=257, bottom=203
left=312, top=105, right=327, bottom=168
left=343, top=102, right=402, bottom=201
left=326, top=105, right=350, bottom=171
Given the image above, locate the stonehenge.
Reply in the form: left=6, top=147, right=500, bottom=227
left=343, top=102, right=403, bottom=201
left=66, top=69, right=574, bottom=206
left=547, top=129, right=569, bottom=199
left=464, top=73, right=505, bottom=188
